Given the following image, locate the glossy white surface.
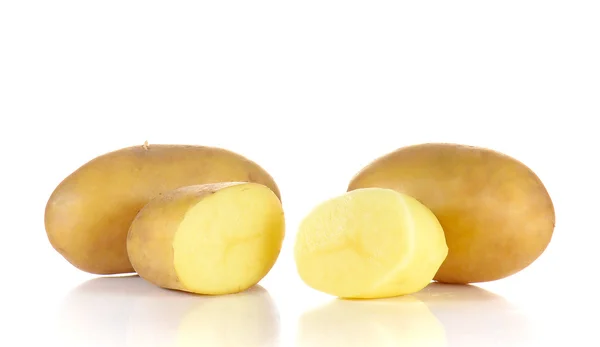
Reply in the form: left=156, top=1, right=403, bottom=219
left=5, top=268, right=598, bottom=347
left=2, top=1, right=599, bottom=346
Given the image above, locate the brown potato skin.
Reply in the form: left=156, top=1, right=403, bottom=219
left=44, top=145, right=280, bottom=275
left=348, top=143, right=555, bottom=284
left=126, top=182, right=242, bottom=291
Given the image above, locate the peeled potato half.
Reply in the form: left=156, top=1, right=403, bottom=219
left=294, top=188, right=448, bottom=299
left=127, top=182, right=285, bottom=295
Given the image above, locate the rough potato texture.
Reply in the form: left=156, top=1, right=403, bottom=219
left=127, top=182, right=285, bottom=295
left=45, top=144, right=280, bottom=275
left=348, top=143, right=555, bottom=284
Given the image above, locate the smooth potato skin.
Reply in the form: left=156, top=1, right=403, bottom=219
left=127, top=183, right=242, bottom=291
left=45, top=145, right=280, bottom=275
left=348, top=143, right=555, bottom=284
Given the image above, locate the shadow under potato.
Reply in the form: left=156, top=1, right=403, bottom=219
left=58, top=276, right=280, bottom=347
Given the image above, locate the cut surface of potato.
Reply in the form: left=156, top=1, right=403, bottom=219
left=348, top=143, right=555, bottom=284
left=127, top=182, right=285, bottom=295
left=45, top=144, right=280, bottom=275
left=294, top=188, right=448, bottom=299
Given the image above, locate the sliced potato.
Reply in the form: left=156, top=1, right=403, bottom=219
left=127, top=182, right=285, bottom=295
left=294, top=188, right=448, bottom=299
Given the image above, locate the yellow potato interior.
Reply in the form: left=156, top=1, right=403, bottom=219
left=295, top=188, right=448, bottom=299
left=173, top=184, right=284, bottom=295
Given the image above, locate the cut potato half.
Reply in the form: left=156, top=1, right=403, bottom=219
left=294, top=188, right=448, bottom=299
left=127, top=182, right=285, bottom=295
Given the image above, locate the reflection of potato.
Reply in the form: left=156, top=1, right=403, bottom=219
left=58, top=276, right=155, bottom=347
left=125, top=285, right=279, bottom=347
left=45, top=144, right=280, bottom=275
left=58, top=277, right=280, bottom=347
left=127, top=182, right=285, bottom=295
left=298, top=295, right=446, bottom=347
left=414, top=283, right=534, bottom=346
left=348, top=143, right=555, bottom=284
left=295, top=188, right=447, bottom=299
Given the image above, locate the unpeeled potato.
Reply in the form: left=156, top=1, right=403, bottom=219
left=294, top=188, right=448, bottom=299
left=127, top=182, right=285, bottom=295
left=348, top=143, right=555, bottom=284
left=45, top=144, right=280, bottom=275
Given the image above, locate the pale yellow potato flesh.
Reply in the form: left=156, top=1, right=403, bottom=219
left=127, top=182, right=285, bottom=295
left=294, top=188, right=448, bottom=299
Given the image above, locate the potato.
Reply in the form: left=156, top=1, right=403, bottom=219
left=45, top=144, right=280, bottom=275
left=294, top=188, right=448, bottom=299
left=127, top=182, right=285, bottom=295
left=348, top=143, right=555, bottom=284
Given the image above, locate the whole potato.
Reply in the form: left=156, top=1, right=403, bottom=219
left=348, top=143, right=555, bottom=284
left=45, top=144, right=280, bottom=275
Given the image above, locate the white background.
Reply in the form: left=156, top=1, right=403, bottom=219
left=1, top=1, right=599, bottom=346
